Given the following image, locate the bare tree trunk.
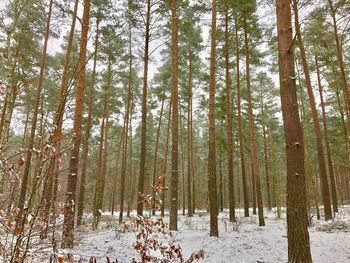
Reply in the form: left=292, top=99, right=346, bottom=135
left=16, top=0, right=53, bottom=226
left=224, top=0, right=235, bottom=222
left=180, top=111, right=186, bottom=216
left=137, top=0, right=151, bottom=216
left=169, top=0, right=179, bottom=231
left=235, top=16, right=249, bottom=217
left=119, top=38, right=133, bottom=222
left=62, top=0, right=91, bottom=248
left=187, top=53, right=193, bottom=217
left=93, top=59, right=111, bottom=229
left=111, top=134, right=124, bottom=215
left=262, top=125, right=272, bottom=210
left=161, top=99, right=172, bottom=217
left=77, top=16, right=100, bottom=226
left=243, top=13, right=264, bottom=226
left=0, top=42, right=20, bottom=147
left=315, top=56, right=338, bottom=213
left=41, top=0, right=79, bottom=231
left=327, top=0, right=350, bottom=122
left=276, top=0, right=312, bottom=261
left=208, top=0, right=219, bottom=237
left=127, top=113, right=134, bottom=217
left=151, top=98, right=164, bottom=216
left=293, top=0, right=332, bottom=220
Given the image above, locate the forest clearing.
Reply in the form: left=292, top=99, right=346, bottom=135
left=0, top=0, right=350, bottom=262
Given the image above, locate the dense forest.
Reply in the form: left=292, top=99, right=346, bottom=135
left=0, top=0, right=349, bottom=262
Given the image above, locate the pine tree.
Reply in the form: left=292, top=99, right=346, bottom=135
left=276, top=0, right=312, bottom=261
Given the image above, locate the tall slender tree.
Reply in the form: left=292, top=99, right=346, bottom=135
left=243, top=11, right=265, bottom=226
left=208, top=0, right=218, bottom=237
left=224, top=0, right=235, bottom=222
left=235, top=15, right=249, bottom=218
left=169, top=0, right=179, bottom=231
left=137, top=0, right=151, bottom=216
left=77, top=14, right=100, bottom=226
left=292, top=0, right=332, bottom=220
left=41, top=0, right=79, bottom=228
left=276, top=0, right=312, bottom=261
left=62, top=0, right=91, bottom=248
left=16, top=0, right=53, bottom=226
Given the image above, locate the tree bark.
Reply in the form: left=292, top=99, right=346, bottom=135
left=187, top=52, right=193, bottom=217
left=293, top=0, right=332, bottom=220
left=243, top=13, right=265, bottom=226
left=208, top=0, right=219, bottom=237
left=137, top=0, right=151, bottom=216
left=235, top=16, right=249, bottom=217
left=62, top=0, right=91, bottom=248
left=77, top=16, right=100, bottom=226
left=151, top=98, right=164, bottom=216
left=16, top=0, right=53, bottom=226
left=93, top=59, right=111, bottom=229
left=161, top=98, right=172, bottom=217
left=41, top=0, right=79, bottom=230
left=315, top=56, right=338, bottom=213
left=119, top=28, right=134, bottom=223
left=169, top=0, right=179, bottom=231
left=276, top=0, right=312, bottom=261
left=327, top=0, right=350, bottom=123
left=224, top=1, right=235, bottom=222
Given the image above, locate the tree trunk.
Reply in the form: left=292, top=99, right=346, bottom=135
left=77, top=16, right=100, bottom=226
left=161, top=98, right=172, bottom=217
left=243, top=13, right=265, bottom=226
left=208, top=0, right=219, bottom=237
left=276, top=1, right=312, bottom=261
left=93, top=59, right=111, bottom=229
left=41, top=0, right=79, bottom=230
left=235, top=16, right=249, bottom=218
left=126, top=113, right=134, bottom=217
left=327, top=0, right=350, bottom=122
left=315, top=56, right=338, bottom=213
left=151, top=97, right=165, bottom=216
left=62, top=0, right=91, bottom=248
left=0, top=42, right=20, bottom=147
left=137, top=0, right=151, bottom=216
left=187, top=52, right=193, bottom=217
left=16, top=0, right=53, bottom=226
left=293, top=0, right=332, bottom=220
left=119, top=29, right=133, bottom=223
left=262, top=113, right=272, bottom=210
left=111, top=134, right=124, bottom=215
left=224, top=1, right=235, bottom=222
left=169, top=0, right=179, bottom=231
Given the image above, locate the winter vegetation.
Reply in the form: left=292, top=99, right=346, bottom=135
left=0, top=0, right=350, bottom=262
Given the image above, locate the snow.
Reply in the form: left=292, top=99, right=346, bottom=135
left=1, top=207, right=349, bottom=262
left=59, top=207, right=350, bottom=263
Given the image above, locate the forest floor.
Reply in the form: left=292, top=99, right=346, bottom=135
left=63, top=206, right=350, bottom=263
left=1, top=207, right=350, bottom=262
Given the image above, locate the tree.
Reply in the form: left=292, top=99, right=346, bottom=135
left=223, top=0, right=235, bottom=222
left=169, top=0, right=179, bottom=231
left=292, top=0, right=332, bottom=220
left=77, top=9, right=100, bottom=226
left=16, top=0, right=53, bottom=227
left=41, top=0, right=80, bottom=231
left=243, top=8, right=265, bottom=226
left=234, top=14, right=249, bottom=218
left=276, top=0, right=312, bottom=261
left=137, top=0, right=151, bottom=216
left=208, top=0, right=218, bottom=237
left=62, top=0, right=91, bottom=248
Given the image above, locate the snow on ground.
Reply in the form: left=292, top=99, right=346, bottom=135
left=58, top=207, right=350, bottom=263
